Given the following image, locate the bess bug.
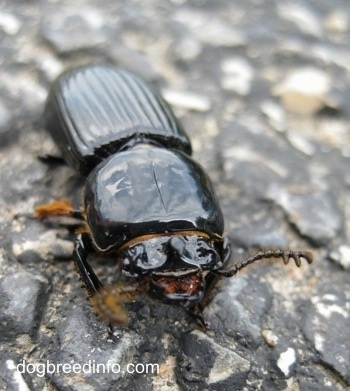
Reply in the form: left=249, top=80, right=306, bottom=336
left=36, top=64, right=312, bottom=330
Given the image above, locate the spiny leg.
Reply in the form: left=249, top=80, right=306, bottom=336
left=38, top=152, right=66, bottom=166
left=35, top=200, right=84, bottom=220
left=73, top=233, right=117, bottom=340
left=36, top=202, right=99, bottom=293
left=36, top=201, right=124, bottom=338
left=90, top=283, right=138, bottom=326
left=74, top=233, right=139, bottom=339
left=214, top=249, right=313, bottom=277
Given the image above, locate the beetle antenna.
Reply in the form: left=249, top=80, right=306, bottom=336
left=214, top=249, right=313, bottom=277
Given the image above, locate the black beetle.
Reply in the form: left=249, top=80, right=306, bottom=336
left=36, top=64, right=312, bottom=329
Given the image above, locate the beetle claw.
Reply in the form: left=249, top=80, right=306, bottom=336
left=106, top=323, right=120, bottom=343
left=282, top=253, right=289, bottom=265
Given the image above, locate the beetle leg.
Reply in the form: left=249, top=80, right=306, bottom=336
left=74, top=234, right=139, bottom=338
left=73, top=233, right=103, bottom=297
left=35, top=200, right=84, bottom=220
left=74, top=233, right=120, bottom=340
left=90, top=283, right=138, bottom=325
left=185, top=306, right=208, bottom=332
left=38, top=152, right=66, bottom=166
left=214, top=249, right=313, bottom=277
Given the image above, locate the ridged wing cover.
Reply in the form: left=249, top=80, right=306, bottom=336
left=44, top=64, right=192, bottom=175
left=84, top=148, right=224, bottom=251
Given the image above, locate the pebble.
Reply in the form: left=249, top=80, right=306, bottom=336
left=312, top=44, right=350, bottom=72
left=12, top=229, right=74, bottom=260
left=0, top=70, right=47, bottom=108
left=221, top=57, right=254, bottom=96
left=37, top=55, right=64, bottom=81
left=261, top=329, right=279, bottom=347
left=172, top=35, right=202, bottom=62
left=277, top=347, right=296, bottom=377
left=5, top=360, right=31, bottom=391
left=161, top=89, right=211, bottom=112
left=260, top=100, right=286, bottom=132
left=316, top=118, right=348, bottom=148
left=330, top=244, right=350, bottom=269
left=273, top=67, right=332, bottom=115
left=173, top=9, right=246, bottom=47
left=277, top=3, right=323, bottom=37
left=0, top=10, right=22, bottom=35
left=40, top=7, right=116, bottom=53
left=324, top=10, right=349, bottom=33
left=286, top=132, right=316, bottom=156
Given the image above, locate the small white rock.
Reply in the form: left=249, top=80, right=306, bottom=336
left=162, top=89, right=211, bottom=112
left=260, top=100, right=285, bottom=132
left=261, top=329, right=279, bottom=347
left=273, top=67, right=331, bottom=115
left=174, top=10, right=245, bottom=47
left=278, top=3, right=323, bottom=37
left=287, top=132, right=316, bottom=156
left=6, top=360, right=31, bottom=391
left=175, top=37, right=202, bottom=61
left=221, top=57, right=254, bottom=96
left=324, top=10, right=349, bottom=33
left=38, top=56, right=64, bottom=80
left=330, top=245, right=350, bottom=269
left=0, top=11, right=21, bottom=35
left=277, top=347, right=296, bottom=377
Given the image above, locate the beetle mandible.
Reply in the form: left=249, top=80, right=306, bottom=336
left=36, top=64, right=313, bottom=330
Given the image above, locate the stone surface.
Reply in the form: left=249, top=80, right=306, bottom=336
left=0, top=271, right=48, bottom=340
left=302, top=283, right=350, bottom=385
left=178, top=330, right=250, bottom=390
left=269, top=190, right=343, bottom=245
left=1, top=0, right=350, bottom=390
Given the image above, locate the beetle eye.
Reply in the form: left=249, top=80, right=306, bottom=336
left=146, top=244, right=167, bottom=267
left=178, top=238, right=220, bottom=268
left=126, top=244, right=148, bottom=264
left=126, top=241, right=168, bottom=271
left=195, top=246, right=217, bottom=264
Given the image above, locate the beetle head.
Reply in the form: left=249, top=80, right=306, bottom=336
left=119, top=234, right=223, bottom=305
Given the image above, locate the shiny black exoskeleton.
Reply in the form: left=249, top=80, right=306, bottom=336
left=39, top=64, right=312, bottom=328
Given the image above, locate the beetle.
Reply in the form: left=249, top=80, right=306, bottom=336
left=36, top=64, right=312, bottom=330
